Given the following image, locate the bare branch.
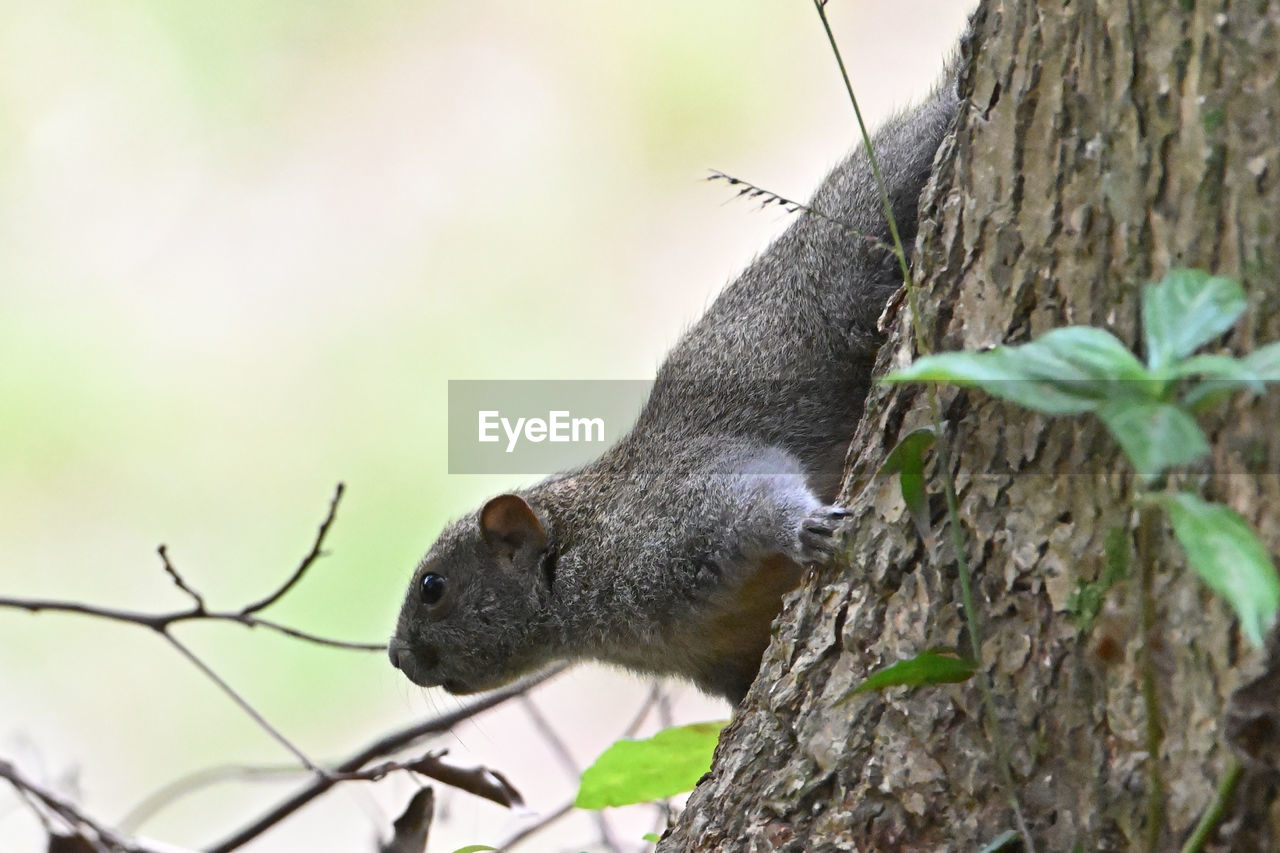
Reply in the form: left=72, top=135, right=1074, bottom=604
left=0, top=759, right=145, bottom=852
left=162, top=634, right=325, bottom=776
left=499, top=681, right=667, bottom=852
left=240, top=617, right=385, bottom=652
left=205, top=664, right=567, bottom=853
left=119, top=765, right=305, bottom=833
left=0, top=597, right=172, bottom=630
left=0, top=483, right=380, bottom=652
left=4, top=482, right=548, bottom=853
left=0, top=595, right=384, bottom=652
left=241, top=482, right=344, bottom=615
left=122, top=749, right=527, bottom=834
left=156, top=545, right=204, bottom=610
left=500, top=801, right=574, bottom=851
left=621, top=681, right=666, bottom=738
left=518, top=695, right=580, bottom=780
left=0, top=484, right=382, bottom=804
left=520, top=695, right=620, bottom=852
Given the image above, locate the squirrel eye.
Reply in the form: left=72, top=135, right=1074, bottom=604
left=419, top=573, right=446, bottom=606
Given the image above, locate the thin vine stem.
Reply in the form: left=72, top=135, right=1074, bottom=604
left=1179, top=756, right=1242, bottom=853
left=811, top=0, right=929, bottom=356
left=812, top=2, right=1034, bottom=849
left=1136, top=502, right=1166, bottom=851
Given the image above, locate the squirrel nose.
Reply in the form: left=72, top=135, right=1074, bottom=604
left=388, top=641, right=440, bottom=674
left=388, top=640, right=417, bottom=671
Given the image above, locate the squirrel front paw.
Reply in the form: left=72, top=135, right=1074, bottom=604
left=797, top=505, right=851, bottom=563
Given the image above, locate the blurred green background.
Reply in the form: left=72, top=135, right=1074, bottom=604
left=0, top=2, right=969, bottom=850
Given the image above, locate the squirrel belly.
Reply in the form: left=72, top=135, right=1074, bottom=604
left=604, top=551, right=804, bottom=705
left=390, top=69, right=961, bottom=704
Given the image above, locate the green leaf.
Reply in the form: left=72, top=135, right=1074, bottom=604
left=642, top=833, right=662, bottom=843
left=878, top=427, right=936, bottom=541
left=450, top=846, right=498, bottom=853
left=574, top=721, right=726, bottom=809
left=1184, top=342, right=1280, bottom=409
left=837, top=648, right=977, bottom=704
left=1179, top=356, right=1261, bottom=409
left=1174, top=353, right=1261, bottom=400
left=1142, top=269, right=1245, bottom=371
left=1150, top=492, right=1280, bottom=647
left=1096, top=399, right=1210, bottom=479
left=1169, top=354, right=1260, bottom=384
left=1022, top=326, right=1151, bottom=384
left=1242, top=341, right=1280, bottom=379
left=885, top=327, right=1150, bottom=414
left=887, top=350, right=1099, bottom=413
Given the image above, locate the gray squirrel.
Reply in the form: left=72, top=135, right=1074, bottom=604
left=389, top=72, right=960, bottom=704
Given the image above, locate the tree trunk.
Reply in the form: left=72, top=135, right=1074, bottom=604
left=663, top=1, right=1280, bottom=850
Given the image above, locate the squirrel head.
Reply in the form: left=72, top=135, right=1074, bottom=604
left=388, top=493, right=559, bottom=694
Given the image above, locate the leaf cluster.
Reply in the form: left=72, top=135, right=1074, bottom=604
left=885, top=269, right=1280, bottom=646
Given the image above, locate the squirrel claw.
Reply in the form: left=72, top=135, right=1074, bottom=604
left=798, top=505, right=851, bottom=563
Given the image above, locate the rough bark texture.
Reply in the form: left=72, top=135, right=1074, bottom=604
left=663, top=1, right=1280, bottom=850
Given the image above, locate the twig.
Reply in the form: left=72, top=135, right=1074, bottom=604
left=0, top=596, right=384, bottom=652
left=0, top=484, right=380, bottom=652
left=122, top=750, right=525, bottom=833
left=0, top=484, right=394, bottom=846
left=939, top=437, right=1034, bottom=848
left=499, top=681, right=667, bottom=852
left=655, top=683, right=673, bottom=729
left=622, top=681, right=665, bottom=737
left=119, top=764, right=305, bottom=832
left=0, top=759, right=142, bottom=852
left=235, top=616, right=383, bottom=650
left=500, top=801, right=574, bottom=851
left=242, top=483, right=345, bottom=615
left=7, top=781, right=54, bottom=833
left=647, top=683, right=675, bottom=843
left=3, top=482, right=543, bottom=852
left=163, top=633, right=324, bottom=775
left=520, top=696, right=620, bottom=852
left=519, top=695, right=580, bottom=780
left=205, top=665, right=567, bottom=853
left=157, top=545, right=205, bottom=610
left=0, top=485, right=382, bottom=796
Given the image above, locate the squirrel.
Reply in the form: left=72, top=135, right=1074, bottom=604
left=389, top=71, right=960, bottom=705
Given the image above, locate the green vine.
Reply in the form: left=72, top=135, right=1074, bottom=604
left=882, top=267, right=1280, bottom=845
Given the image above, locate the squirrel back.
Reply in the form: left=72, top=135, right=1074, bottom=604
left=390, top=71, right=960, bottom=704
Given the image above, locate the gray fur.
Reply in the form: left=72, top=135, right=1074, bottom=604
left=391, top=72, right=960, bottom=704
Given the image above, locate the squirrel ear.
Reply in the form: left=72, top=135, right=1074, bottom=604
left=479, top=494, right=548, bottom=556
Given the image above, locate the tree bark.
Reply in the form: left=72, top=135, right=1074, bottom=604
left=663, top=1, right=1280, bottom=850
